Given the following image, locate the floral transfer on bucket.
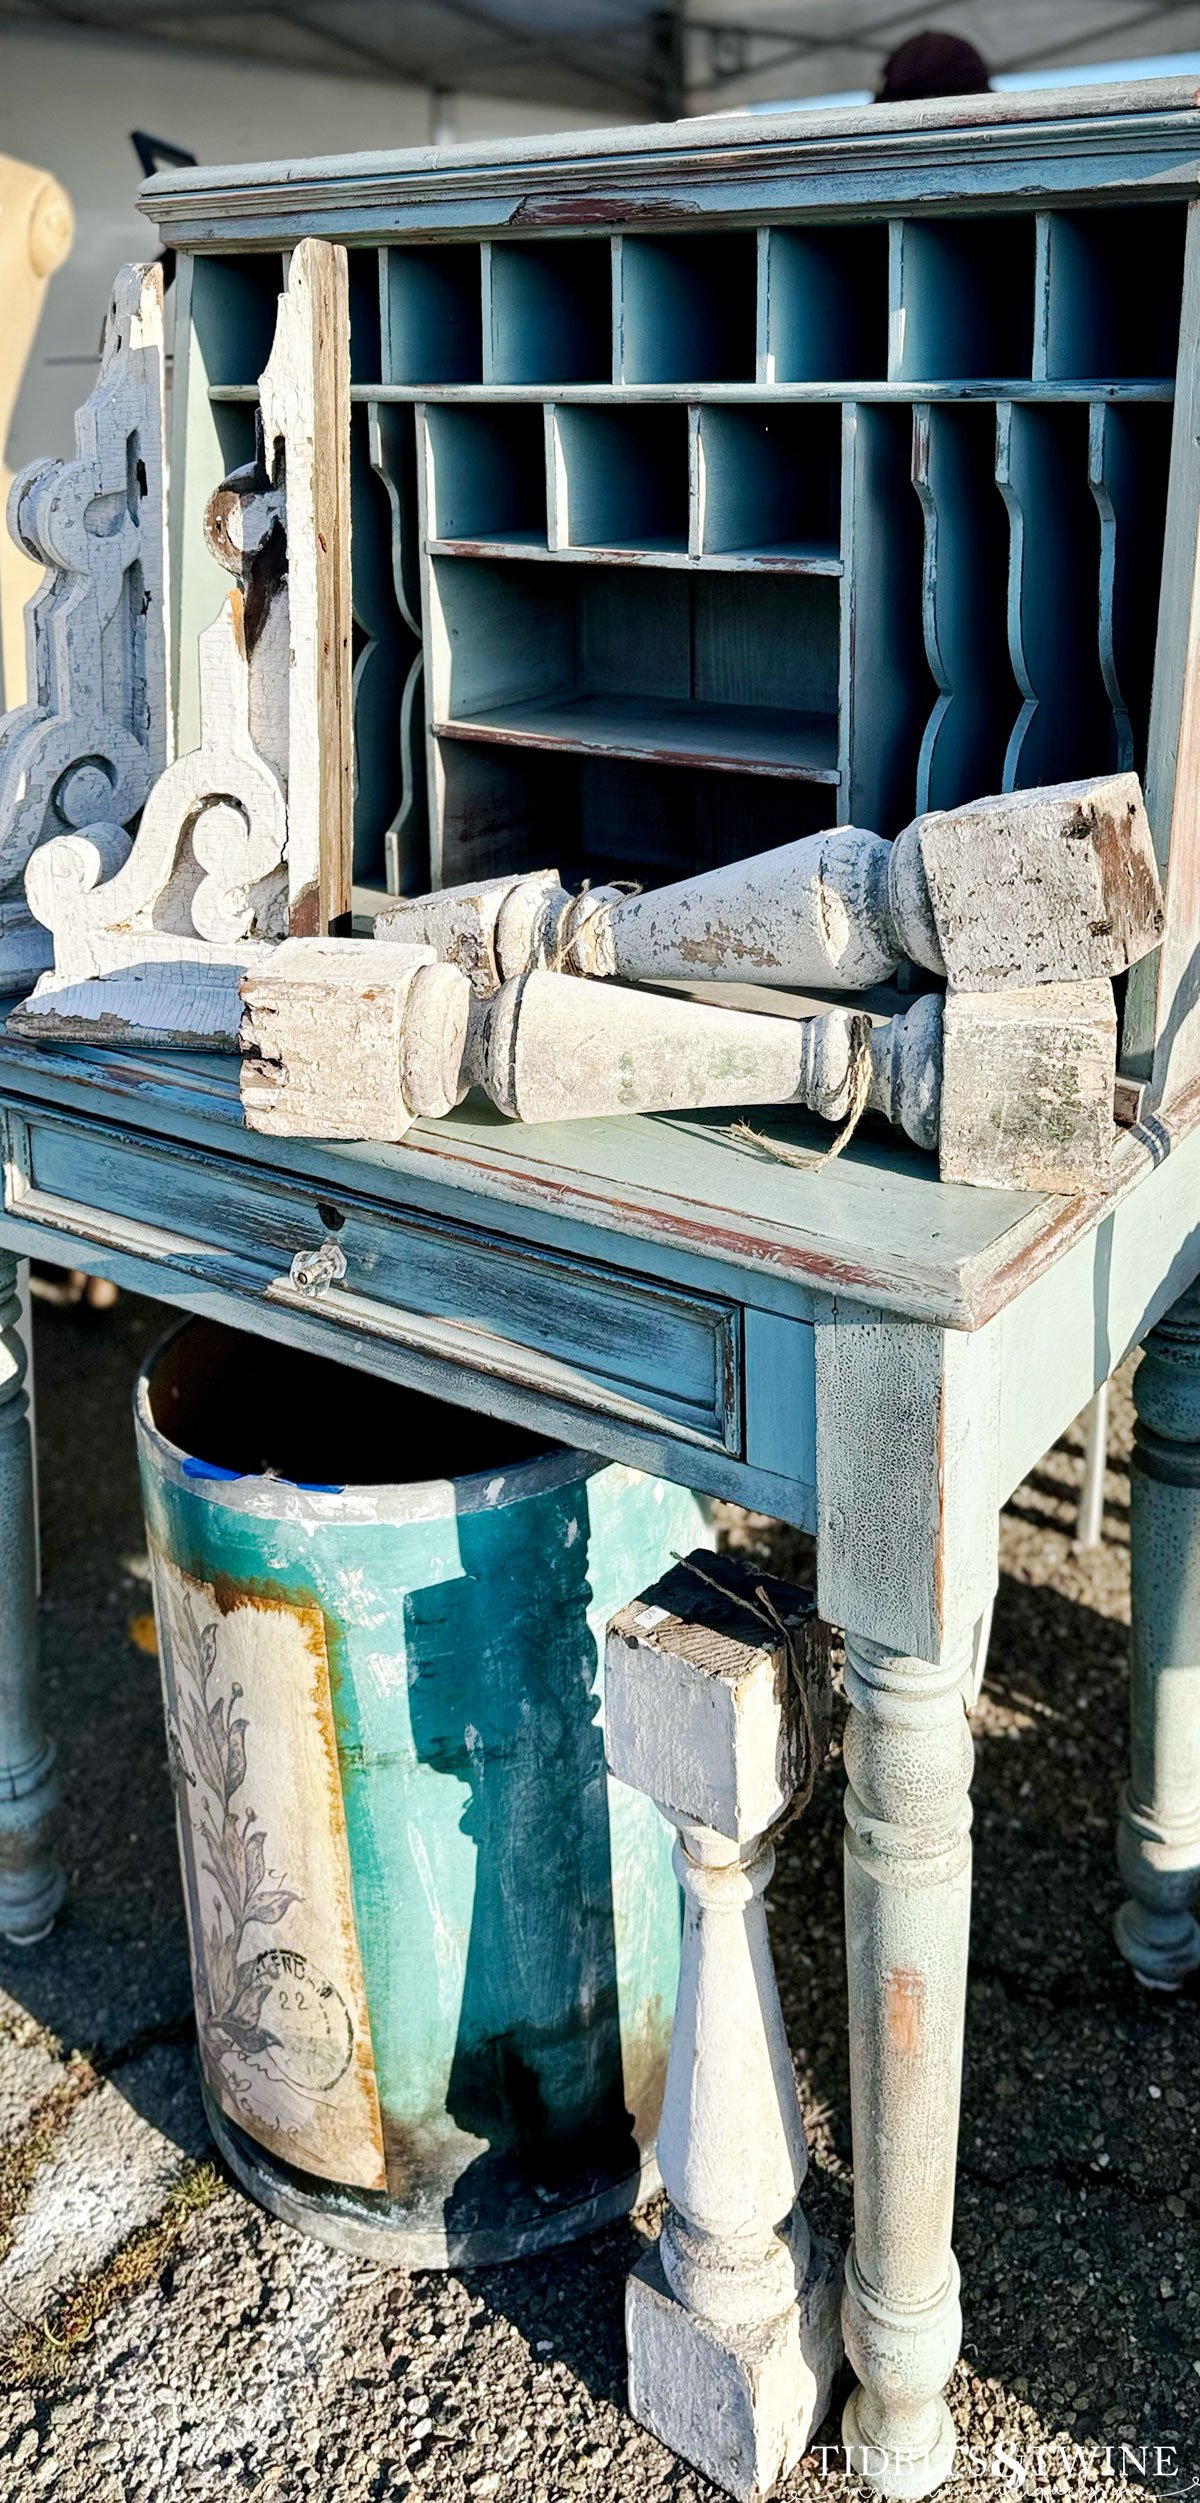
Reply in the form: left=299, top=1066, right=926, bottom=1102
left=151, top=1549, right=386, bottom=2189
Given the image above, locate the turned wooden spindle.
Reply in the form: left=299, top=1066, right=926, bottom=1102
left=605, top=1552, right=839, bottom=2503
left=237, top=942, right=1118, bottom=1192
left=377, top=772, right=1162, bottom=997
left=478, top=969, right=1117, bottom=1193
left=1115, top=1278, right=1200, bottom=1987
left=840, top=1628, right=976, bottom=2499
left=0, top=1248, right=63, bottom=1942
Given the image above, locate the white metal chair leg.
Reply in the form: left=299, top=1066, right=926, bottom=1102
left=1076, top=1379, right=1110, bottom=1550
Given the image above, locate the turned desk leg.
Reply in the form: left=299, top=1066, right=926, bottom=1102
left=840, top=1630, right=975, bottom=2501
left=0, top=1248, right=62, bottom=1942
left=1116, top=1280, right=1200, bottom=1988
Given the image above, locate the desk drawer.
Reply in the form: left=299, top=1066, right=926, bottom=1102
left=4, top=1106, right=741, bottom=1455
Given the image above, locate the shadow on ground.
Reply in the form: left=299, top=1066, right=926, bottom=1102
left=0, top=1292, right=1196, bottom=2500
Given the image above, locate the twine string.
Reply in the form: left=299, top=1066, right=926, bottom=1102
left=669, top=1551, right=826, bottom=1819
left=552, top=879, right=642, bottom=975
left=729, top=1011, right=874, bottom=1173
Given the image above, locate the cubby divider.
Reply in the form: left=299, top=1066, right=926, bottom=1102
left=348, top=249, right=383, bottom=388
left=760, top=224, right=889, bottom=383
left=182, top=181, right=1186, bottom=915
left=551, top=405, right=688, bottom=552
left=1089, top=399, right=1173, bottom=772
left=695, top=404, right=841, bottom=565
left=616, top=233, right=758, bottom=385
left=996, top=399, right=1113, bottom=789
left=382, top=244, right=482, bottom=386
left=891, top=215, right=1036, bottom=383
left=422, top=403, right=548, bottom=547
left=1035, top=204, right=1187, bottom=381
left=435, top=738, right=837, bottom=892
left=484, top=240, right=613, bottom=384
left=191, top=253, right=285, bottom=390
left=840, top=402, right=932, bottom=835
left=350, top=403, right=425, bottom=893
left=428, top=558, right=840, bottom=781
left=912, top=403, right=1014, bottom=814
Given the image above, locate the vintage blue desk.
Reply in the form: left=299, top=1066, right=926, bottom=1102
left=3, top=81, right=1200, bottom=2498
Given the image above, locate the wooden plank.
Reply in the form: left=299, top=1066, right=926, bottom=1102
left=139, top=84, right=1200, bottom=251
left=324, top=381, right=1178, bottom=412
left=437, top=694, right=840, bottom=780
left=814, top=1299, right=1000, bottom=1662
left=912, top=402, right=1011, bottom=813
left=743, top=1307, right=816, bottom=1494
left=258, top=235, right=353, bottom=935
left=995, top=1096, right=1200, bottom=1498
left=1126, top=198, right=1200, bottom=1097
left=841, top=399, right=929, bottom=833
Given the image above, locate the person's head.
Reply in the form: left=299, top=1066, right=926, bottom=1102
left=876, top=31, right=990, bottom=102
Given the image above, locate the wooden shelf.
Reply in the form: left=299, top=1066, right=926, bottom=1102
left=207, top=381, right=1178, bottom=406
left=435, top=694, right=840, bottom=780
left=427, top=538, right=841, bottom=574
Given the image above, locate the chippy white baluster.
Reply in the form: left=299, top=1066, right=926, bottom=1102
left=1116, top=1279, right=1200, bottom=1986
left=478, top=967, right=1116, bottom=1194
left=228, top=938, right=1117, bottom=1193
left=605, top=1551, right=840, bottom=2503
left=840, top=1630, right=976, bottom=2498
left=377, top=772, right=1162, bottom=996
left=0, top=1248, right=62, bottom=1941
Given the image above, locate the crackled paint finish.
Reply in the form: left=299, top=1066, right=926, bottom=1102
left=840, top=1629, right=976, bottom=2498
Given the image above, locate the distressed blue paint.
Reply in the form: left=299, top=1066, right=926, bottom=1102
left=137, top=1321, right=711, bottom=2258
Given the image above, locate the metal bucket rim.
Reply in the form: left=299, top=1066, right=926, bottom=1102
left=134, top=1316, right=607, bottom=1526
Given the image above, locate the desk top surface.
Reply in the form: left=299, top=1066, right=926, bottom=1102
left=0, top=1029, right=1191, bottom=1332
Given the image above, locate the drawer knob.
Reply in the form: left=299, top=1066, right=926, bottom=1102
left=289, top=1237, right=347, bottom=1297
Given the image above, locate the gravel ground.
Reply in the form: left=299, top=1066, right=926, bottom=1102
left=0, top=1286, right=1197, bottom=2502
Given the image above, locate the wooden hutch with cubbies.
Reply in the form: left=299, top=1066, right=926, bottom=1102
left=4, top=84, right=1200, bottom=2503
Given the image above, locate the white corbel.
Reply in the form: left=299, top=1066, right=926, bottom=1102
left=11, top=237, right=351, bottom=1048
left=0, top=260, right=168, bottom=994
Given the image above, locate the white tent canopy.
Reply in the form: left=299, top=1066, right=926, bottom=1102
left=4, top=0, right=1200, bottom=119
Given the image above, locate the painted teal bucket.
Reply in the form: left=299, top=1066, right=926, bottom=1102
left=135, top=1318, right=709, bottom=2266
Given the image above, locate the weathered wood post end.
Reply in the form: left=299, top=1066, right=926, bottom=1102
left=605, top=1550, right=840, bottom=2503
left=1116, top=1277, right=1200, bottom=1986
left=0, top=1246, right=62, bottom=1940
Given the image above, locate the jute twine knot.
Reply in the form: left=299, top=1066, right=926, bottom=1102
left=671, top=1552, right=828, bottom=1821
left=729, top=1010, right=874, bottom=1172
left=552, top=879, right=642, bottom=975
